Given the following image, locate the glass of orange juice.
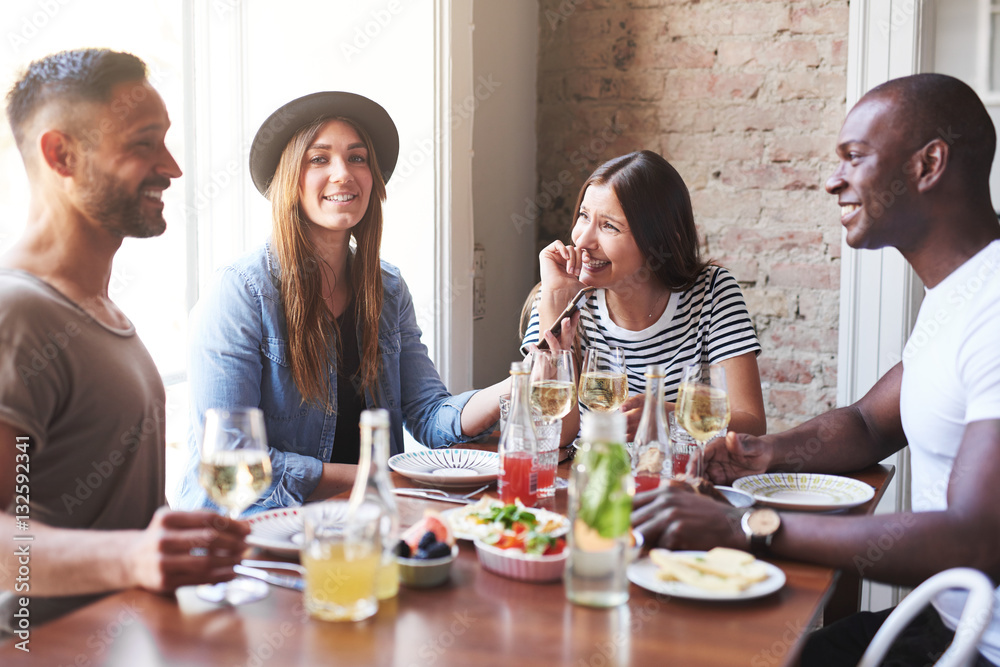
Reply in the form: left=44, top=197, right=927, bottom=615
left=301, top=500, right=381, bottom=622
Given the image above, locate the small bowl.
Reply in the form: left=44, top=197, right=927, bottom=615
left=396, top=544, right=458, bottom=588
left=474, top=539, right=568, bottom=583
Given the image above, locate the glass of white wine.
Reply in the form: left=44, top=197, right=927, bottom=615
left=578, top=347, right=628, bottom=413
left=529, top=348, right=577, bottom=422
left=675, top=364, right=731, bottom=457
left=196, top=407, right=273, bottom=605
left=528, top=348, right=576, bottom=497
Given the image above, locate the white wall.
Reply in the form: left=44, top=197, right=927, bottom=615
left=471, top=0, right=539, bottom=386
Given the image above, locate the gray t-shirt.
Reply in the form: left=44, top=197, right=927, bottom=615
left=0, top=270, right=165, bottom=632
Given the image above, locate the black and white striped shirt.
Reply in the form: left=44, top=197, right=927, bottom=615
left=521, top=265, right=761, bottom=401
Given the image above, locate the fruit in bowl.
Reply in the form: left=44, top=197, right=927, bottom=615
left=394, top=510, right=459, bottom=588
left=396, top=543, right=458, bottom=588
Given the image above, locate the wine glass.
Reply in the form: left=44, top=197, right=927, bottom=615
left=528, top=348, right=576, bottom=497
left=196, top=407, right=273, bottom=604
left=529, top=348, right=577, bottom=423
left=578, top=347, right=628, bottom=413
left=675, top=364, right=730, bottom=462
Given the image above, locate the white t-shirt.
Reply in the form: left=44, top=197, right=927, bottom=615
left=522, top=265, right=760, bottom=400
left=899, top=239, right=1000, bottom=663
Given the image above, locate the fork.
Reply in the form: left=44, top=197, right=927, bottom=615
left=392, top=484, right=491, bottom=503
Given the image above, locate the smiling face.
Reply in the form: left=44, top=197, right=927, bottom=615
left=74, top=79, right=181, bottom=238
left=826, top=94, right=927, bottom=252
left=571, top=183, right=646, bottom=291
left=297, top=119, right=374, bottom=239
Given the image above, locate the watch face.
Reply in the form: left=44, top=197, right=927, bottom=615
left=748, top=509, right=780, bottom=536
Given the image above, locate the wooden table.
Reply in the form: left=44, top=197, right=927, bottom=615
left=0, top=461, right=893, bottom=667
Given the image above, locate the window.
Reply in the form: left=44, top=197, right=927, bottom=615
left=1, top=0, right=449, bottom=497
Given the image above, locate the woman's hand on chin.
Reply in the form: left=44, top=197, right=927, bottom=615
left=539, top=240, right=586, bottom=295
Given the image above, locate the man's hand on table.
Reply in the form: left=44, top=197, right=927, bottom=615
left=127, top=507, right=250, bottom=592
left=702, top=432, right=773, bottom=485
left=631, top=485, right=746, bottom=551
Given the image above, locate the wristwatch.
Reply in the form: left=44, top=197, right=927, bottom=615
left=741, top=508, right=781, bottom=555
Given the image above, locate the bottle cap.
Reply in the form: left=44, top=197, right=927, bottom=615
left=509, top=360, right=530, bottom=374
left=360, top=408, right=390, bottom=428
left=581, top=411, right=626, bottom=443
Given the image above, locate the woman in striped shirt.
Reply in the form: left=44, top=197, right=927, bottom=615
left=521, top=150, right=766, bottom=442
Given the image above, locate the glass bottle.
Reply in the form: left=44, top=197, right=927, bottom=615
left=632, top=364, right=669, bottom=493
left=348, top=408, right=400, bottom=600
left=498, top=360, right=540, bottom=507
left=565, top=411, right=632, bottom=607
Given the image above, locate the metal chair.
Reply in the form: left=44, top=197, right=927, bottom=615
left=858, top=568, right=995, bottom=667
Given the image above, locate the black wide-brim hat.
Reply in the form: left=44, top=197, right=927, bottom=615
left=249, top=91, right=399, bottom=196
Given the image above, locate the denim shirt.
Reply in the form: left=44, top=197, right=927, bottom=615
left=174, top=242, right=481, bottom=513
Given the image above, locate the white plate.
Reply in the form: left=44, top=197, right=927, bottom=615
left=716, top=486, right=755, bottom=508
left=388, top=449, right=499, bottom=488
left=440, top=499, right=570, bottom=542
left=732, top=473, right=874, bottom=511
left=627, top=553, right=786, bottom=601
left=247, top=505, right=345, bottom=555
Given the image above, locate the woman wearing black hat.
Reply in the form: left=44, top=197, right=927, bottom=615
left=175, top=93, right=516, bottom=513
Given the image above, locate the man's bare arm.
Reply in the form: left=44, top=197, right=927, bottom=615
left=773, top=418, right=1000, bottom=585
left=0, top=420, right=248, bottom=597
left=704, top=363, right=908, bottom=483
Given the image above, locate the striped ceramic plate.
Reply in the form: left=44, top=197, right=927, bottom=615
left=388, top=449, right=499, bottom=487
left=732, top=473, right=874, bottom=511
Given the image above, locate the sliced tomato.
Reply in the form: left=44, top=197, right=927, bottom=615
left=543, top=537, right=566, bottom=556
left=494, top=534, right=521, bottom=550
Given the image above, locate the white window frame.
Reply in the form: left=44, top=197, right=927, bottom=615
left=977, top=0, right=1000, bottom=102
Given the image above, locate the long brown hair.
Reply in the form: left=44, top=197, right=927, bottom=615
left=267, top=117, right=386, bottom=411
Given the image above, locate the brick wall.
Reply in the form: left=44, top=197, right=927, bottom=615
left=535, top=0, right=849, bottom=432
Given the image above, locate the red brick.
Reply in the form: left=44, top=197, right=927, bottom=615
left=714, top=255, right=760, bottom=283
left=729, top=5, right=792, bottom=35
left=766, top=324, right=839, bottom=353
left=743, top=289, right=791, bottom=318
left=690, top=187, right=762, bottom=221
left=769, top=388, right=805, bottom=414
left=657, top=103, right=718, bottom=133
left=767, top=131, right=836, bottom=162
left=829, top=38, right=848, bottom=67
left=769, top=262, right=839, bottom=290
left=720, top=163, right=824, bottom=191
left=636, top=40, right=716, bottom=69
left=791, top=6, right=850, bottom=35
left=669, top=6, right=734, bottom=37
left=665, top=71, right=766, bottom=101
left=664, top=131, right=765, bottom=162
left=759, top=358, right=815, bottom=384
left=776, top=71, right=847, bottom=101
left=719, top=229, right=825, bottom=254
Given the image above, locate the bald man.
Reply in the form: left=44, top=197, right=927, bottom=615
left=0, top=49, right=248, bottom=638
left=633, top=73, right=1000, bottom=666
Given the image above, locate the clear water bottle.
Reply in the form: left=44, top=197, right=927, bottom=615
left=498, top=360, right=540, bottom=507
left=349, top=408, right=400, bottom=600
left=565, top=411, right=632, bottom=607
left=632, top=364, right=669, bottom=493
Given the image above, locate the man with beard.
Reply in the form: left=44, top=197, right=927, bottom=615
left=633, top=73, right=1000, bottom=666
left=0, top=49, right=248, bottom=636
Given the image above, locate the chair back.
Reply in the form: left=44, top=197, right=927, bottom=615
left=857, top=567, right=995, bottom=667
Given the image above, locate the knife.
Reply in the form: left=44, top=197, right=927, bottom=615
left=234, top=564, right=304, bottom=591
left=392, top=489, right=474, bottom=504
